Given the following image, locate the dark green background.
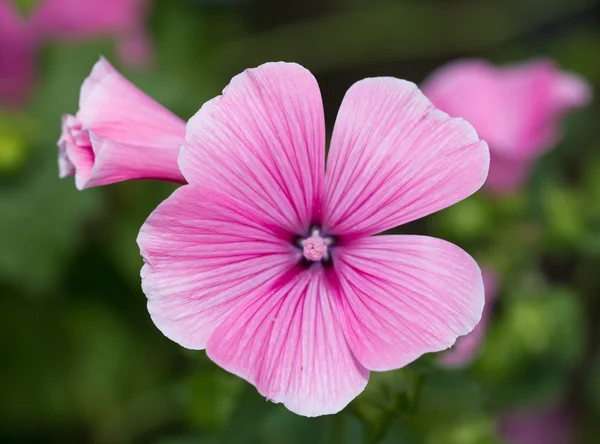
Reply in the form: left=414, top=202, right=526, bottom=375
left=2, top=0, right=600, bottom=442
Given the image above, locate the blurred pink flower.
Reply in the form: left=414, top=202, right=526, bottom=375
left=138, top=62, right=489, bottom=416
left=1, top=0, right=152, bottom=108
left=498, top=404, right=574, bottom=444
left=440, top=268, right=498, bottom=367
left=59, top=57, right=186, bottom=189
left=0, top=0, right=37, bottom=107
left=33, top=0, right=152, bottom=66
left=423, top=59, right=591, bottom=193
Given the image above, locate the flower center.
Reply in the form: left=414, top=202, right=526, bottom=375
left=303, top=235, right=327, bottom=261
left=300, top=228, right=332, bottom=262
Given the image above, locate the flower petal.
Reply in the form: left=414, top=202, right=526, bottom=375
left=77, top=57, right=186, bottom=185
left=80, top=56, right=118, bottom=109
left=485, top=154, right=533, bottom=194
left=138, top=185, right=301, bottom=350
left=33, top=0, right=149, bottom=43
left=500, top=59, right=592, bottom=158
left=180, top=62, right=326, bottom=237
left=323, top=78, right=489, bottom=239
left=116, top=31, right=152, bottom=67
left=82, top=132, right=184, bottom=188
left=333, top=235, right=484, bottom=371
left=0, top=1, right=36, bottom=107
left=499, top=404, right=574, bottom=444
left=423, top=58, right=592, bottom=159
left=207, top=267, right=369, bottom=417
left=440, top=268, right=498, bottom=367
left=58, top=115, right=77, bottom=178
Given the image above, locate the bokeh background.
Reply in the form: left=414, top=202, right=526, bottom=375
left=2, top=0, right=600, bottom=442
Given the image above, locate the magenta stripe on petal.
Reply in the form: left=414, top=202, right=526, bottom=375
left=206, top=267, right=369, bottom=417
left=333, top=235, right=484, bottom=371
left=138, top=185, right=302, bottom=350
left=323, top=77, right=489, bottom=239
left=180, top=62, right=326, bottom=237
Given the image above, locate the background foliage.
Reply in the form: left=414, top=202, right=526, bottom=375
left=2, top=0, right=600, bottom=442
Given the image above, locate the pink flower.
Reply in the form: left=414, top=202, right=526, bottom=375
left=440, top=269, right=498, bottom=367
left=33, top=0, right=151, bottom=66
left=498, top=404, right=573, bottom=444
left=58, top=57, right=186, bottom=189
left=423, top=59, right=591, bottom=193
left=0, top=0, right=37, bottom=107
left=138, top=62, right=489, bottom=416
left=138, top=63, right=489, bottom=416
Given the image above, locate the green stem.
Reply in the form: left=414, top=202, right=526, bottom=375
left=331, top=413, right=345, bottom=444
left=365, top=372, right=428, bottom=444
left=368, top=409, right=397, bottom=444
left=408, top=372, right=426, bottom=415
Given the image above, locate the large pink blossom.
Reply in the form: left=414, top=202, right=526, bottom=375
left=33, top=0, right=151, bottom=65
left=137, top=62, right=490, bottom=416
left=59, top=57, right=186, bottom=189
left=423, top=59, right=591, bottom=193
left=440, top=269, right=498, bottom=367
left=0, top=0, right=37, bottom=107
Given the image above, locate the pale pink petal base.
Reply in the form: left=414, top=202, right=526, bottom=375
left=207, top=268, right=369, bottom=417
left=334, top=235, right=484, bottom=371
left=323, top=78, right=489, bottom=238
